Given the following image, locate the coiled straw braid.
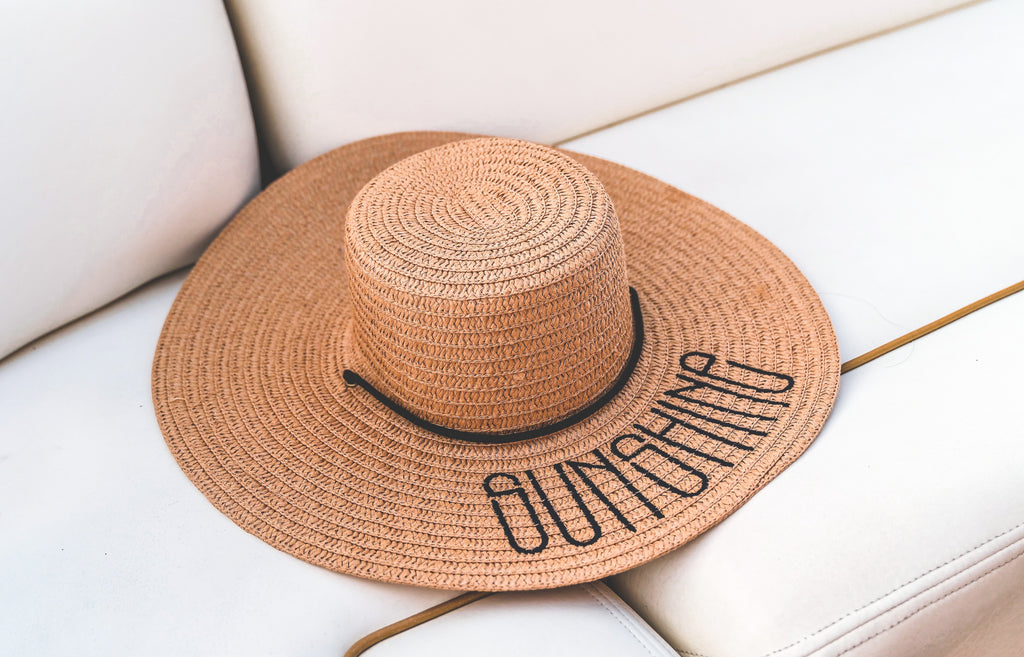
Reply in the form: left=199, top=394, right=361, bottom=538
left=344, top=139, right=633, bottom=434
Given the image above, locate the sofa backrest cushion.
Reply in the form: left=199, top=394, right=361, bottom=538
left=225, top=0, right=969, bottom=174
left=0, top=0, right=259, bottom=359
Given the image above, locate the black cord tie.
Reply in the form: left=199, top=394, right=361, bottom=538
left=343, top=287, right=646, bottom=445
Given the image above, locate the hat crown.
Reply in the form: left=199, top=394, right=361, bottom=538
left=344, top=138, right=633, bottom=436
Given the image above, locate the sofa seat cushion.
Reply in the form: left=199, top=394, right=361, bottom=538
left=564, top=0, right=1022, bottom=365
left=558, top=1, right=1024, bottom=655
left=611, top=294, right=1024, bottom=657
left=0, top=272, right=676, bottom=657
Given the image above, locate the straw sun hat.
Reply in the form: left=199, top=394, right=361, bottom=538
left=153, top=132, right=839, bottom=591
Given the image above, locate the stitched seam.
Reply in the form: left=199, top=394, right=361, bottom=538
left=760, top=519, right=1024, bottom=656
left=584, top=582, right=662, bottom=657
left=833, top=545, right=1024, bottom=656
left=812, top=531, right=1024, bottom=655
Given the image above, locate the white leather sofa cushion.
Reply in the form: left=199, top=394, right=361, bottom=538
left=361, top=583, right=677, bottom=657
left=557, top=1, right=1024, bottom=654
left=224, top=0, right=969, bottom=173
left=0, top=272, right=676, bottom=657
left=613, top=294, right=1024, bottom=657
left=0, top=0, right=259, bottom=359
left=565, top=0, right=1023, bottom=364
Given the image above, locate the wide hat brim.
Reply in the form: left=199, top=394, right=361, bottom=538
left=153, top=131, right=839, bottom=590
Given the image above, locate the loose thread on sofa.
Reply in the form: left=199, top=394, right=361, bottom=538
left=840, top=279, right=1024, bottom=374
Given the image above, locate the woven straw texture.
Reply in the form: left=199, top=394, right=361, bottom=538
left=344, top=139, right=631, bottom=434
left=152, top=132, right=839, bottom=590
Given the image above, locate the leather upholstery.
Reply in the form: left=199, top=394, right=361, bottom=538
left=612, top=292, right=1024, bottom=656
left=0, top=272, right=676, bottom=656
left=562, top=1, right=1024, bottom=654
left=361, top=583, right=678, bottom=656
left=0, top=0, right=259, bottom=359
left=223, top=0, right=969, bottom=172
left=1, top=0, right=1021, bottom=655
left=564, top=0, right=1023, bottom=365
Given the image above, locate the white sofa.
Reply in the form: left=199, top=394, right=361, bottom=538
left=2, top=1, right=1022, bottom=655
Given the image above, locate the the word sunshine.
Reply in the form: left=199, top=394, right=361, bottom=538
left=483, top=352, right=794, bottom=554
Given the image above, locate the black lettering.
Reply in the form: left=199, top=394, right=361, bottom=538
left=656, top=399, right=767, bottom=436
left=670, top=374, right=790, bottom=407
left=483, top=473, right=549, bottom=555
left=632, top=416, right=733, bottom=466
left=525, top=469, right=602, bottom=547
left=565, top=448, right=663, bottom=530
left=680, top=351, right=794, bottom=393
left=649, top=406, right=754, bottom=451
left=610, top=434, right=708, bottom=498
left=661, top=387, right=778, bottom=421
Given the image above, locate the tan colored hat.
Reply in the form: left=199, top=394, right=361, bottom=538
left=153, top=132, right=839, bottom=591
